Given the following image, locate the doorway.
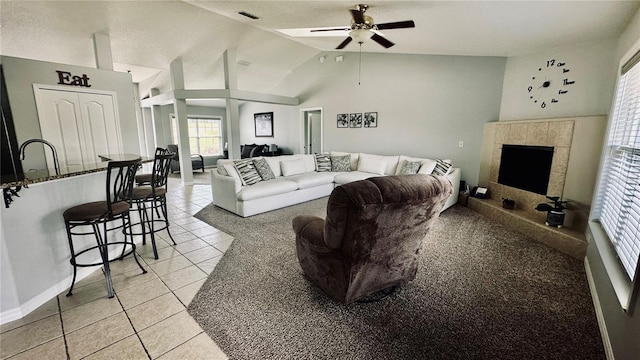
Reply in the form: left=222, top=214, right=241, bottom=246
left=300, top=107, right=323, bottom=155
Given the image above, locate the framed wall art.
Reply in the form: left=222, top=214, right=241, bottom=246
left=337, top=113, right=348, bottom=128
left=349, top=113, right=362, bottom=128
left=254, top=112, right=273, bottom=137
left=364, top=112, right=378, bottom=128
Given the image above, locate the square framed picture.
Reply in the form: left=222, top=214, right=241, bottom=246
left=364, top=112, right=378, bottom=128
left=254, top=112, right=273, bottom=137
left=337, top=113, right=348, bottom=128
left=349, top=113, right=362, bottom=128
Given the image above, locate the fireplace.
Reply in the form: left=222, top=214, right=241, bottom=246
left=498, top=145, right=554, bottom=195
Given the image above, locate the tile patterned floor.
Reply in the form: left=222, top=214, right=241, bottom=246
left=0, top=176, right=230, bottom=359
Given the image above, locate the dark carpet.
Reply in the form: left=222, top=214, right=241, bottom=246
left=189, top=199, right=605, bottom=360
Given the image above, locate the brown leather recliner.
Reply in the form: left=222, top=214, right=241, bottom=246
left=293, top=174, right=453, bottom=304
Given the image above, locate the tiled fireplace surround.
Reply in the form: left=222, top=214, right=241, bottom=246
left=467, top=119, right=588, bottom=259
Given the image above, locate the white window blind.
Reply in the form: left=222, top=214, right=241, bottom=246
left=595, top=51, right=640, bottom=281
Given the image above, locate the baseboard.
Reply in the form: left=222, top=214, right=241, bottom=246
left=0, top=242, right=139, bottom=325
left=0, top=266, right=97, bottom=324
left=585, top=258, right=615, bottom=360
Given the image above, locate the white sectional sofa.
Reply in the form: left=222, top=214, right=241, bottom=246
left=212, top=152, right=460, bottom=217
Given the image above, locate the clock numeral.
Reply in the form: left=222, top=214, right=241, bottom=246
left=552, top=99, right=558, bottom=103
left=563, top=79, right=575, bottom=85
left=547, top=59, right=556, bottom=67
left=541, top=102, right=546, bottom=108
left=559, top=90, right=568, bottom=94
left=527, top=86, right=533, bottom=92
left=563, top=69, right=570, bottom=73
left=557, top=62, right=566, bottom=67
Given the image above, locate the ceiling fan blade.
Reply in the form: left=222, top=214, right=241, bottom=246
left=350, top=9, right=365, bottom=24
left=376, top=20, right=415, bottom=30
left=310, top=27, right=349, bottom=32
left=336, top=36, right=353, bottom=49
left=370, top=33, right=394, bottom=48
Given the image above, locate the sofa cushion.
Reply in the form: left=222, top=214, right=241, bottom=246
left=331, top=155, right=351, bottom=172
left=315, top=153, right=332, bottom=172
left=237, top=179, right=299, bottom=201
left=281, top=159, right=307, bottom=176
left=432, top=159, right=453, bottom=176
left=233, top=159, right=262, bottom=185
left=334, top=171, right=383, bottom=185
left=253, top=157, right=275, bottom=181
left=397, top=160, right=422, bottom=175
left=357, top=153, right=387, bottom=175
left=286, top=172, right=335, bottom=189
left=330, top=151, right=359, bottom=171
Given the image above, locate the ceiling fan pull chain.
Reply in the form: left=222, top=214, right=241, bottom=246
left=359, top=43, right=362, bottom=85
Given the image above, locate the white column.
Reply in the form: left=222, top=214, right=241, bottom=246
left=224, top=49, right=241, bottom=159
left=170, top=58, right=194, bottom=185
left=92, top=33, right=114, bottom=71
left=150, top=88, right=164, bottom=148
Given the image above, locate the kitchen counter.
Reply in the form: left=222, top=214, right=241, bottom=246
left=1, top=153, right=150, bottom=189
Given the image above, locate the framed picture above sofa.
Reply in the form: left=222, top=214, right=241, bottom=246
left=254, top=112, right=273, bottom=137
left=364, top=112, right=378, bottom=128
left=337, top=113, right=348, bottom=128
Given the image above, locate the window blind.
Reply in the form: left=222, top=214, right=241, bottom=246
left=596, top=52, right=640, bottom=281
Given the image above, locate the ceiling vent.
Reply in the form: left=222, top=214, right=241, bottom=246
left=238, top=11, right=259, bottom=20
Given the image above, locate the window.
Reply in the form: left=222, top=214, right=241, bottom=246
left=171, top=116, right=223, bottom=156
left=591, top=50, right=640, bottom=310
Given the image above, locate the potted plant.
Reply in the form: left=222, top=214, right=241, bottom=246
left=535, top=196, right=568, bottom=228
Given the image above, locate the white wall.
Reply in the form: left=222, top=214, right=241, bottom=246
left=237, top=102, right=297, bottom=155
left=0, top=56, right=140, bottom=169
left=499, top=39, right=618, bottom=121
left=267, top=51, right=506, bottom=186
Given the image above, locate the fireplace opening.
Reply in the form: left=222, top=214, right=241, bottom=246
left=498, top=145, right=554, bottom=195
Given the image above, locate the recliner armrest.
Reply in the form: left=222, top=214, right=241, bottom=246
left=293, top=216, right=330, bottom=251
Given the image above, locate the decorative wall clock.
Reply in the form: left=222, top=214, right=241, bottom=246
left=527, top=59, right=574, bottom=109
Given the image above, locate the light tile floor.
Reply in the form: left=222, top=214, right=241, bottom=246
left=0, top=176, right=230, bottom=360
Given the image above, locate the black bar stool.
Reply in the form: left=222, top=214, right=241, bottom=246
left=126, top=152, right=177, bottom=259
left=135, top=147, right=168, bottom=186
left=63, top=159, right=147, bottom=298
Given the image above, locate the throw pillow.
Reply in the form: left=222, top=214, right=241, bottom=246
left=233, top=159, right=262, bottom=185
left=331, top=155, right=351, bottom=172
left=253, top=157, right=275, bottom=181
left=281, top=159, right=307, bottom=176
left=315, top=153, right=331, bottom=172
left=397, top=160, right=422, bottom=175
left=432, top=159, right=453, bottom=176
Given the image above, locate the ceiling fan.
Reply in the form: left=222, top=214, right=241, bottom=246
left=282, top=4, right=415, bottom=50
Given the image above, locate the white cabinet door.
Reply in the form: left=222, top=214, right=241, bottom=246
left=34, top=87, right=122, bottom=170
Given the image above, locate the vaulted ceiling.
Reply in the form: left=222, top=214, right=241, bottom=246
left=1, top=1, right=638, bottom=100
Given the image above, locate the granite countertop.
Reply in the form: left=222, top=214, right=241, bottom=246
left=1, top=154, right=151, bottom=189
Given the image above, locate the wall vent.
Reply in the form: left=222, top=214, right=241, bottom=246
left=238, top=11, right=259, bottom=20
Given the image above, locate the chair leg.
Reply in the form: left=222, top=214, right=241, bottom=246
left=137, top=203, right=147, bottom=245
left=96, top=223, right=115, bottom=298
left=65, top=222, right=78, bottom=297
left=124, top=213, right=147, bottom=275
left=159, top=196, right=177, bottom=246
left=149, top=199, right=159, bottom=260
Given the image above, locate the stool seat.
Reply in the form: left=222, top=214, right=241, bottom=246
left=63, top=201, right=130, bottom=221
left=130, top=186, right=166, bottom=200
left=135, top=173, right=153, bottom=185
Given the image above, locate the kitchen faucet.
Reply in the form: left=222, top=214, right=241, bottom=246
left=19, top=139, right=61, bottom=176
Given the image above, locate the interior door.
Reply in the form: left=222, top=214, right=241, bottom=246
left=35, top=87, right=122, bottom=169
left=310, top=111, right=322, bottom=154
